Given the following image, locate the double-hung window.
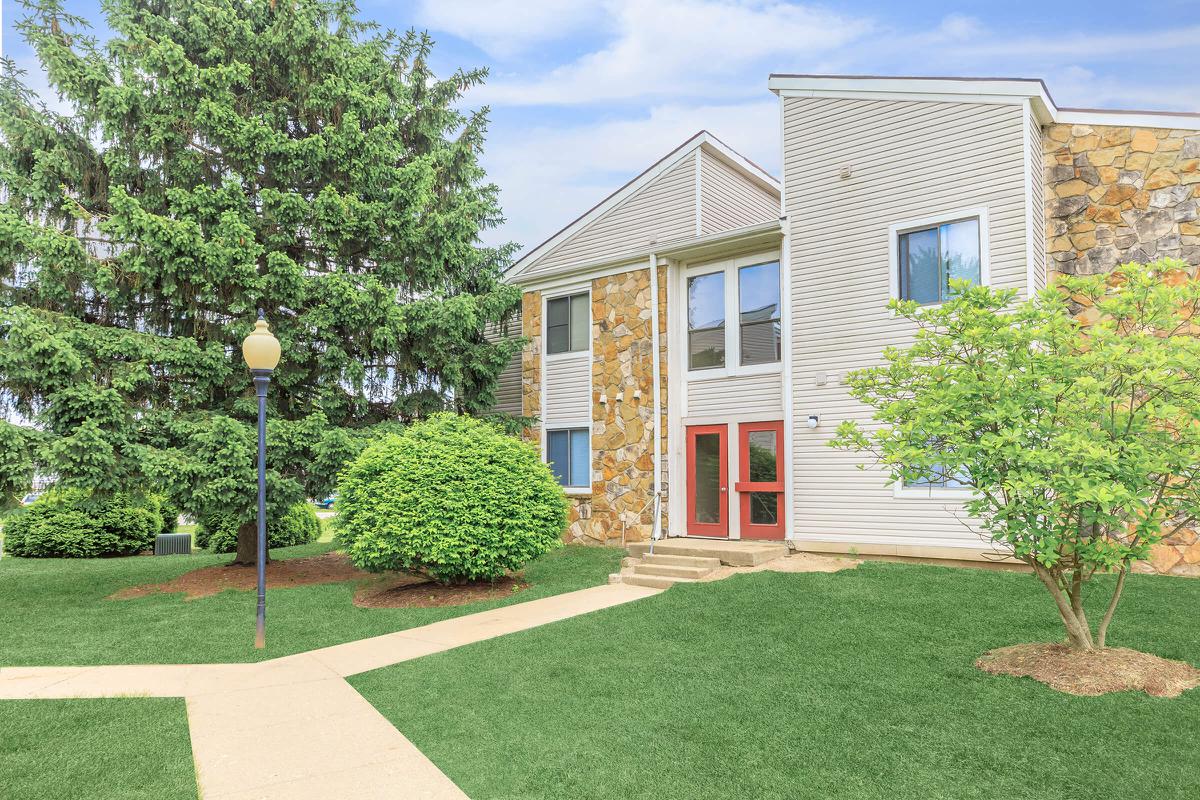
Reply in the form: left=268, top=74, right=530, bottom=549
left=686, top=257, right=781, bottom=373
left=547, top=428, right=589, bottom=488
left=897, top=216, right=982, bottom=305
left=546, top=292, right=589, bottom=355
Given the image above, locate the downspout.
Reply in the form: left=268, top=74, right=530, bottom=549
left=648, top=252, right=663, bottom=553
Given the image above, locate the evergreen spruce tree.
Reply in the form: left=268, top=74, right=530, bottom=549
left=0, top=0, right=522, bottom=563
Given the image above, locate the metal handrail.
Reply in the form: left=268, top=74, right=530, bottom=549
left=648, top=490, right=663, bottom=555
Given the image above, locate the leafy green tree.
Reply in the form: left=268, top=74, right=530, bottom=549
left=833, top=260, right=1200, bottom=651
left=0, top=0, right=521, bottom=561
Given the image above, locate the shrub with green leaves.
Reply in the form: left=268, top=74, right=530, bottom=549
left=3, top=490, right=162, bottom=557
left=197, top=503, right=320, bottom=554
left=833, top=259, right=1200, bottom=651
left=335, top=413, right=568, bottom=583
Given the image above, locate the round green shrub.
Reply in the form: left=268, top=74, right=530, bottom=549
left=335, top=413, right=568, bottom=583
left=197, top=502, right=320, bottom=553
left=156, top=497, right=181, bottom=535
left=3, top=490, right=162, bottom=558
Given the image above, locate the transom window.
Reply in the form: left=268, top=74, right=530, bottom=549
left=897, top=217, right=981, bottom=305
left=686, top=258, right=781, bottom=372
left=546, top=292, right=589, bottom=355
left=547, top=428, right=589, bottom=488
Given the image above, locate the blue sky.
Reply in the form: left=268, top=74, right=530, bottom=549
left=4, top=0, right=1199, bottom=254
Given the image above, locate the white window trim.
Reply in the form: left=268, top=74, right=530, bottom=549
left=893, top=481, right=975, bottom=500
left=545, top=422, right=593, bottom=495
left=887, top=206, right=991, bottom=307
left=682, top=250, right=783, bottom=382
left=543, top=285, right=591, bottom=361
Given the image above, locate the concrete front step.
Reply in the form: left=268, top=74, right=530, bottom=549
left=627, top=538, right=788, bottom=567
left=632, top=563, right=712, bottom=579
left=642, top=553, right=721, bottom=569
left=618, top=573, right=700, bottom=590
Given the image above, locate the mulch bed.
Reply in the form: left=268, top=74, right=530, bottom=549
left=353, top=575, right=528, bottom=608
left=976, top=642, right=1200, bottom=698
left=108, top=551, right=528, bottom=607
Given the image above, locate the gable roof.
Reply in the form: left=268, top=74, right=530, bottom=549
left=507, top=131, right=780, bottom=282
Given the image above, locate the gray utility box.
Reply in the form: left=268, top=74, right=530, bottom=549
left=154, top=533, right=193, bottom=555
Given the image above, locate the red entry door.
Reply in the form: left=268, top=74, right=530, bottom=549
left=736, top=421, right=786, bottom=540
left=686, top=424, right=729, bottom=537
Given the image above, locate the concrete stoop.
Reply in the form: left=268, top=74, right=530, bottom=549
left=610, top=538, right=789, bottom=587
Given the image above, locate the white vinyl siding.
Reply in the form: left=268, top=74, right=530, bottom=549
left=700, top=150, right=779, bottom=234
left=1025, top=110, right=1048, bottom=293
left=526, top=158, right=698, bottom=279
left=483, top=319, right=522, bottom=415
left=543, top=352, right=591, bottom=425
left=686, top=372, right=783, bottom=419
left=784, top=96, right=1028, bottom=550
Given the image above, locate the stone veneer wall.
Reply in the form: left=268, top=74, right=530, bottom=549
left=1043, top=124, right=1199, bottom=276
left=1044, top=128, right=1200, bottom=576
left=521, top=270, right=667, bottom=546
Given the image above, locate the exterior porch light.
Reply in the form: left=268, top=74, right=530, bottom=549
left=241, top=312, right=281, bottom=649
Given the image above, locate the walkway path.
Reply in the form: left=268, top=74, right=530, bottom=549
left=0, top=582, right=659, bottom=799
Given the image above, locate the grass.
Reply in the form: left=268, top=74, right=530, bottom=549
left=0, top=542, right=621, bottom=666
left=352, top=561, right=1200, bottom=800
left=0, top=698, right=196, bottom=800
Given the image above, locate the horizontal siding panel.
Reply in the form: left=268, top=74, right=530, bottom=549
left=543, top=353, right=591, bottom=424
left=524, top=157, right=698, bottom=279
left=699, top=150, right=779, bottom=234
left=482, top=319, right=523, bottom=415
left=785, top=96, right=1029, bottom=544
left=686, top=372, right=783, bottom=419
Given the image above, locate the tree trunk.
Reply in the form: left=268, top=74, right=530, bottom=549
left=1031, top=562, right=1095, bottom=650
left=1096, top=566, right=1128, bottom=649
left=230, top=520, right=270, bottom=566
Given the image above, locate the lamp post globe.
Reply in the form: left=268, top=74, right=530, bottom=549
left=241, top=313, right=280, bottom=649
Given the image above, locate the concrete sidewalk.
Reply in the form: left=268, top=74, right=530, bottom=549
left=0, top=582, right=659, bottom=799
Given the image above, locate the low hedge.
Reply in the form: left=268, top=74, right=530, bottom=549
left=196, top=503, right=320, bottom=553
left=334, top=413, right=568, bottom=583
left=4, top=491, right=163, bottom=558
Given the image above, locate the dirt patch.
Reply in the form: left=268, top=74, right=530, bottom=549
left=976, top=643, right=1200, bottom=698
left=109, top=552, right=374, bottom=601
left=699, top=551, right=860, bottom=582
left=353, top=575, right=528, bottom=608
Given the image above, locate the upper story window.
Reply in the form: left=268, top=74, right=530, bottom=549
left=687, top=257, right=782, bottom=373
left=897, top=216, right=982, bottom=305
left=546, top=292, right=589, bottom=355
left=687, top=271, right=725, bottom=370
left=738, top=262, right=781, bottom=366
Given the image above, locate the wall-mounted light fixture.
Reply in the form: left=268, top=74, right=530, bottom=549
left=807, top=414, right=820, bottom=429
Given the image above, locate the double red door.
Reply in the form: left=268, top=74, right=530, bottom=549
left=685, top=421, right=785, bottom=540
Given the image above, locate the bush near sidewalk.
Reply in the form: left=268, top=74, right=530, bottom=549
left=335, top=413, right=568, bottom=583
left=3, top=490, right=163, bottom=557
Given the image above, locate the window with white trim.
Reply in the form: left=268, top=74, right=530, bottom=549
left=546, top=292, right=589, bottom=355
left=686, top=256, right=781, bottom=374
left=547, top=428, right=589, bottom=488
left=897, top=217, right=981, bottom=305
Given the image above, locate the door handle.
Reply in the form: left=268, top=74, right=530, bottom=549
left=720, top=486, right=727, bottom=492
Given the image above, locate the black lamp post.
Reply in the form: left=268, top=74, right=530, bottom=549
left=241, top=312, right=281, bottom=649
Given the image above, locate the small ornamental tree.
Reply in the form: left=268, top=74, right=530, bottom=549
left=0, top=1, right=522, bottom=560
left=833, top=260, right=1200, bottom=651
left=334, top=414, right=568, bottom=584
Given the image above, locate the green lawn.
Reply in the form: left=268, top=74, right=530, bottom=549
left=0, top=543, right=621, bottom=666
left=0, top=698, right=196, bottom=800
left=352, top=562, right=1200, bottom=800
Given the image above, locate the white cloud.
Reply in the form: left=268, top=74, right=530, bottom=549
left=482, top=100, right=779, bottom=251
left=414, top=0, right=607, bottom=57
left=477, top=0, right=875, bottom=106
